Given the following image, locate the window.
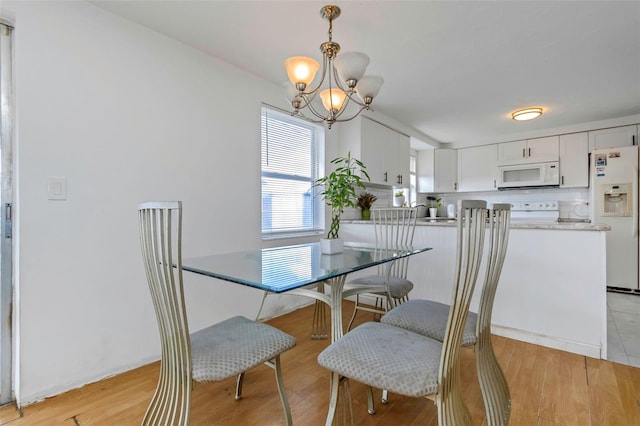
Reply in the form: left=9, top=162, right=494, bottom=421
left=261, top=106, right=325, bottom=238
left=409, top=154, right=417, bottom=206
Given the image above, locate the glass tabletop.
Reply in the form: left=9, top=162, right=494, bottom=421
left=181, top=242, right=431, bottom=293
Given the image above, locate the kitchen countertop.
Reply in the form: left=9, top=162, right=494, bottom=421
left=343, top=219, right=611, bottom=231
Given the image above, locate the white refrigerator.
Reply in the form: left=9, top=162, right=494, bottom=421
left=590, top=146, right=639, bottom=291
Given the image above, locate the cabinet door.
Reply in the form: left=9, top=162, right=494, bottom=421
left=458, top=144, right=498, bottom=192
left=360, top=118, right=387, bottom=185
left=394, top=133, right=410, bottom=187
left=434, top=149, right=457, bottom=192
left=417, top=149, right=435, bottom=193
left=588, top=125, right=638, bottom=151
left=527, top=136, right=559, bottom=162
left=559, top=132, right=588, bottom=188
left=379, top=124, right=399, bottom=185
left=497, top=140, right=526, bottom=164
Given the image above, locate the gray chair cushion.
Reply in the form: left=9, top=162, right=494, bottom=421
left=317, top=322, right=441, bottom=397
left=381, top=299, right=477, bottom=346
left=347, top=274, right=414, bottom=298
left=191, top=316, right=296, bottom=382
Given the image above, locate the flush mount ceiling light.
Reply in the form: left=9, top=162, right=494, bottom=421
left=511, top=107, right=543, bottom=121
left=283, top=5, right=383, bottom=129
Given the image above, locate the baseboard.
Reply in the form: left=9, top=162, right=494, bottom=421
left=491, top=324, right=602, bottom=359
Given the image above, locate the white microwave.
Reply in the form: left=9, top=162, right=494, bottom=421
left=497, top=161, right=560, bottom=189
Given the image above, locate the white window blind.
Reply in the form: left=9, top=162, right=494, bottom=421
left=261, top=106, right=324, bottom=237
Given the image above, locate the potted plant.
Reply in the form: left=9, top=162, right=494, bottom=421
left=427, top=196, right=442, bottom=217
left=313, top=152, right=370, bottom=253
left=356, top=192, right=377, bottom=220
left=394, top=190, right=405, bottom=207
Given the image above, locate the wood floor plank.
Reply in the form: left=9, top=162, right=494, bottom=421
left=586, top=357, right=640, bottom=425
left=500, top=338, right=547, bottom=425
left=3, top=301, right=639, bottom=425
left=538, top=349, right=590, bottom=424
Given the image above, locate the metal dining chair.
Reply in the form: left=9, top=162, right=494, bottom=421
left=138, top=201, right=296, bottom=426
left=344, top=207, right=418, bottom=330
left=381, top=203, right=512, bottom=425
left=318, top=200, right=488, bottom=425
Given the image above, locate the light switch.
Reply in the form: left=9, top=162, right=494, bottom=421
left=47, top=177, right=67, bottom=200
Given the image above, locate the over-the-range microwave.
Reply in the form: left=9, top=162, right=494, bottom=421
left=497, top=161, right=560, bottom=190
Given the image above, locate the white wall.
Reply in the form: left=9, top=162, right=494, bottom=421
left=6, top=0, right=337, bottom=405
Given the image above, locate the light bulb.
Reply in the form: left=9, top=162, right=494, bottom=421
left=320, top=88, right=347, bottom=112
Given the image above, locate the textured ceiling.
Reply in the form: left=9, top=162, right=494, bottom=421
left=90, top=1, right=640, bottom=148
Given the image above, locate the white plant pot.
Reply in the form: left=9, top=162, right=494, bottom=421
left=321, top=253, right=345, bottom=270
left=429, top=208, right=438, bottom=217
left=320, top=238, right=343, bottom=254
left=394, top=195, right=405, bottom=207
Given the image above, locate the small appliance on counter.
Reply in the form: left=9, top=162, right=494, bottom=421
left=447, top=204, right=456, bottom=218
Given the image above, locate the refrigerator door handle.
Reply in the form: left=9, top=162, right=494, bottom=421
left=633, top=167, right=638, bottom=237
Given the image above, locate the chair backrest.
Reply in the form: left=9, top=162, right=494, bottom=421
left=438, top=200, right=488, bottom=424
left=371, top=207, right=417, bottom=277
left=475, top=203, right=511, bottom=425
left=138, top=201, right=192, bottom=425
left=476, top=203, right=511, bottom=338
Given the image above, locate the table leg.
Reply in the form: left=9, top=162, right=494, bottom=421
left=311, top=282, right=328, bottom=339
left=327, top=275, right=348, bottom=343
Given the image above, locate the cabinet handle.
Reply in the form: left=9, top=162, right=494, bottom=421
left=397, top=174, right=402, bottom=184
left=633, top=135, right=637, bottom=146
left=528, top=147, right=531, bottom=157
left=494, top=179, right=496, bottom=188
left=561, top=176, right=564, bottom=185
left=384, top=171, right=388, bottom=182
left=454, top=182, right=457, bottom=191
left=522, top=148, right=525, bottom=158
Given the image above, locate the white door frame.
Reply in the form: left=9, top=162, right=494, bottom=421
left=0, top=22, right=14, bottom=405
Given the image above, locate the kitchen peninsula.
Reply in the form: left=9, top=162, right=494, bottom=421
left=340, top=220, right=610, bottom=359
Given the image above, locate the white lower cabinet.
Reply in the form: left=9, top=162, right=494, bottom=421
left=457, top=144, right=498, bottom=192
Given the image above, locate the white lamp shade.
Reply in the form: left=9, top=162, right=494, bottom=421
left=356, top=75, right=384, bottom=101
left=284, top=56, right=320, bottom=87
left=320, top=88, right=347, bottom=112
left=333, top=51, right=370, bottom=82
left=511, top=107, right=543, bottom=121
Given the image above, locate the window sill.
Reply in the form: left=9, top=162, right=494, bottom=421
left=262, top=230, right=325, bottom=241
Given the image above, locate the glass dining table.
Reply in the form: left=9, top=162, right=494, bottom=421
left=181, top=241, right=431, bottom=342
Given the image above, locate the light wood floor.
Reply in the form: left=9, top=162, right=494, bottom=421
left=1, top=301, right=639, bottom=425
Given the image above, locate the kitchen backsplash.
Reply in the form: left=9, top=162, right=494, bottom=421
left=341, top=187, right=590, bottom=221
left=418, top=187, right=590, bottom=219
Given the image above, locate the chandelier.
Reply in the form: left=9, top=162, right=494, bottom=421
left=283, top=5, right=383, bottom=129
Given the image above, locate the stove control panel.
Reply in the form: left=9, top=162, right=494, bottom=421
left=508, top=201, right=559, bottom=211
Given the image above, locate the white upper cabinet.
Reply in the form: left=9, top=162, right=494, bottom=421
left=497, top=136, right=559, bottom=165
left=457, top=144, right=498, bottom=192
left=394, top=133, right=411, bottom=187
left=339, top=116, right=410, bottom=187
left=434, top=149, right=458, bottom=192
left=416, top=148, right=458, bottom=193
left=416, top=149, right=435, bottom=193
left=559, top=132, right=589, bottom=188
left=588, top=125, right=638, bottom=151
